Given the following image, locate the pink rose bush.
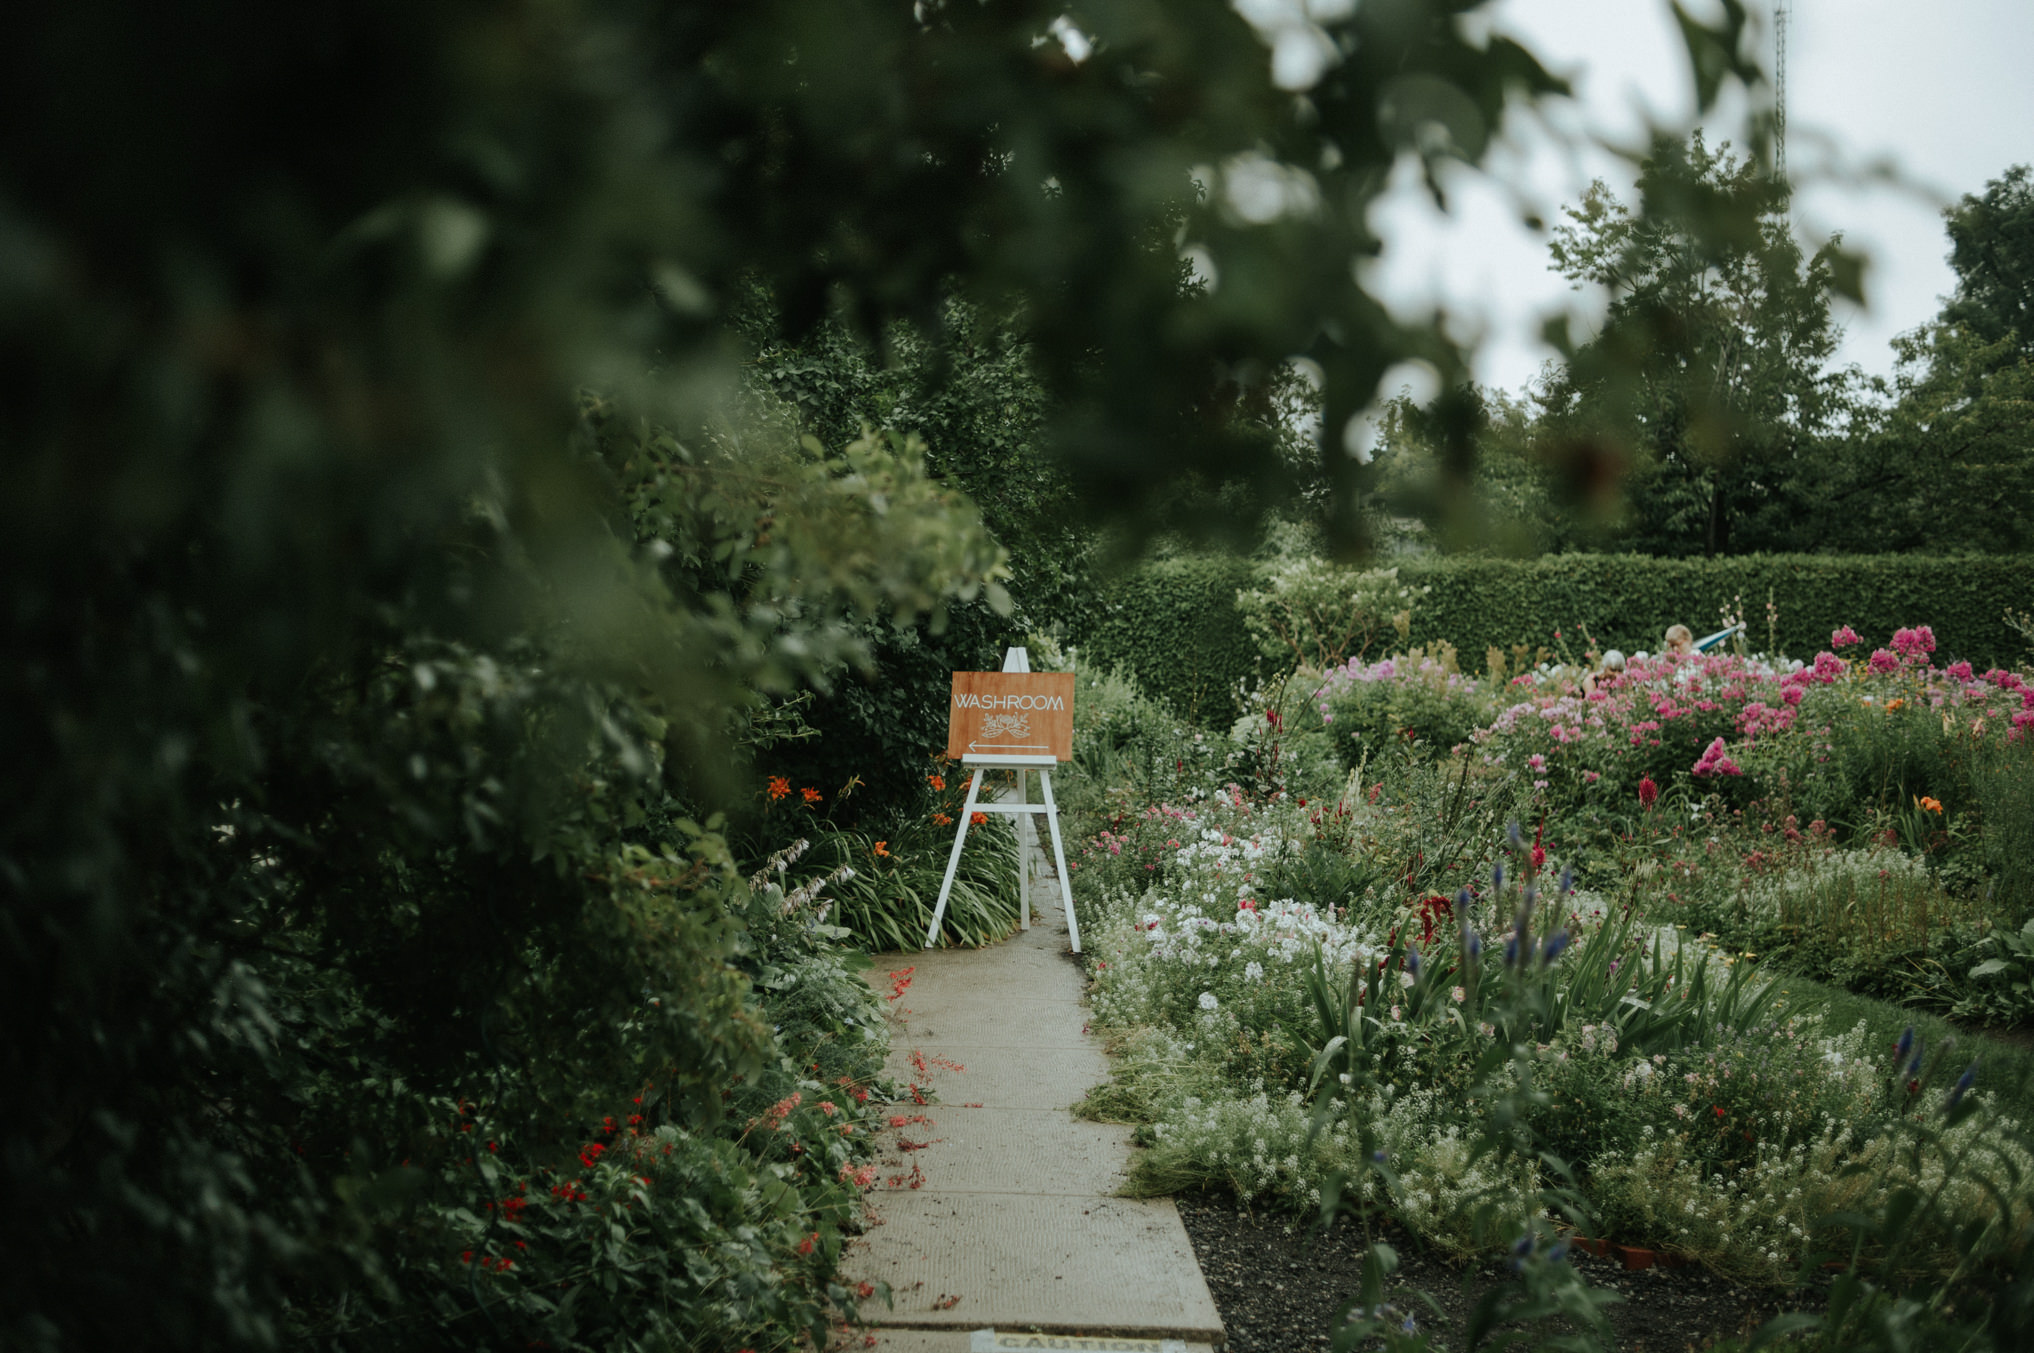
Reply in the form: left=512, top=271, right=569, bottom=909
left=1444, top=624, right=2032, bottom=820
left=1470, top=650, right=1789, bottom=812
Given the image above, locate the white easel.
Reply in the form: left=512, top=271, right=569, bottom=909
left=924, top=647, right=1081, bottom=952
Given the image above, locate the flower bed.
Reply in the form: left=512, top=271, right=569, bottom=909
left=1059, top=636, right=2034, bottom=1311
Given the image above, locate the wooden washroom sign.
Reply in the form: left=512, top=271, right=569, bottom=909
left=943, top=671, right=1075, bottom=761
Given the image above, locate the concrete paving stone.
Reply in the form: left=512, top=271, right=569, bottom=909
left=886, top=947, right=1079, bottom=990
left=870, top=1108, right=1134, bottom=1197
left=858, top=1331, right=1216, bottom=1353
left=890, top=970, right=1083, bottom=1012
left=891, top=997, right=1096, bottom=1049
left=843, top=1192, right=1223, bottom=1341
left=844, top=860, right=1223, bottom=1346
left=877, top=1042, right=1111, bottom=1110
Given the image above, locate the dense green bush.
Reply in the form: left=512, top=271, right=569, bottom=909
left=1311, top=647, right=1497, bottom=767
left=1084, top=553, right=2034, bottom=731
left=1071, top=553, right=1261, bottom=724
left=1395, top=554, right=2034, bottom=671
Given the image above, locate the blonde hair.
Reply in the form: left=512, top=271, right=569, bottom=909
left=1664, top=624, right=1694, bottom=653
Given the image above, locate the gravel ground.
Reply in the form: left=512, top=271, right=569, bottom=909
left=1177, top=1193, right=1824, bottom=1352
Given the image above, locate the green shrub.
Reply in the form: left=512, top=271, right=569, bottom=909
left=810, top=807, right=1021, bottom=953
left=1070, top=552, right=1260, bottom=724
left=1392, top=553, right=2034, bottom=672
left=1974, top=734, right=2034, bottom=917
left=1313, top=645, right=1497, bottom=767
left=1067, top=661, right=1176, bottom=787
left=1236, top=557, right=1425, bottom=669
left=1079, top=553, right=2033, bottom=741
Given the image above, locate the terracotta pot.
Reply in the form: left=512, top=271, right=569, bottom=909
left=1565, top=1233, right=1689, bottom=1271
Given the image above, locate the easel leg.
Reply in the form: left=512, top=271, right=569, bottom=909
left=1038, top=769, right=1081, bottom=954
left=1014, top=768, right=1030, bottom=931
left=926, top=769, right=985, bottom=948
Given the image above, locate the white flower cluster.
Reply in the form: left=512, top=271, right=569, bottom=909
left=1145, top=1088, right=1360, bottom=1206
left=1747, top=845, right=1938, bottom=923
left=1590, top=1104, right=2034, bottom=1285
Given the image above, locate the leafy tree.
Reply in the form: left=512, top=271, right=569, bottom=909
left=1804, top=165, right=2034, bottom=555
left=727, top=292, right=1082, bottom=815
left=1812, top=324, right=2034, bottom=555
left=1535, top=134, right=1853, bottom=556
left=1943, top=163, right=2034, bottom=365
left=1369, top=383, right=1576, bottom=555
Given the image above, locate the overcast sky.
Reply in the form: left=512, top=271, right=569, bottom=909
left=1360, top=0, right=2034, bottom=407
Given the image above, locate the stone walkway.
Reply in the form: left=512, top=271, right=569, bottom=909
left=843, top=836, right=1224, bottom=1352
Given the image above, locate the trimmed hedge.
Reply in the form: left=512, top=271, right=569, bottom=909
left=1398, top=554, right=2034, bottom=673
left=1078, top=553, right=2034, bottom=723
left=1072, top=553, right=1261, bottom=724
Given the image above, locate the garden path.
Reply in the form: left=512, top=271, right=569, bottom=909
left=845, top=827, right=1224, bottom=1353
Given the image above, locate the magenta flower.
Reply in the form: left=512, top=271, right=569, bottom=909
left=1781, top=685, right=1804, bottom=707
left=1868, top=649, right=1899, bottom=675
left=1638, top=776, right=1659, bottom=810
left=1947, top=660, right=1974, bottom=683
left=1891, top=626, right=1936, bottom=659
left=1831, top=625, right=1862, bottom=647
left=1691, top=736, right=1743, bottom=777
left=1811, top=652, right=1846, bottom=683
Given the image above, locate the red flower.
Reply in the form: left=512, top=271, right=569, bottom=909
left=970, top=811, right=987, bottom=825
left=801, top=786, right=823, bottom=804
left=1638, top=776, right=1659, bottom=811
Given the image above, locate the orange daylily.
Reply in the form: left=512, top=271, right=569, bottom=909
left=766, top=775, right=791, bottom=801
left=872, top=840, right=890, bottom=858
left=1917, top=795, right=1943, bottom=814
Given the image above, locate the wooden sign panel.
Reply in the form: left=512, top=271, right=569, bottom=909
left=943, top=671, right=1075, bottom=761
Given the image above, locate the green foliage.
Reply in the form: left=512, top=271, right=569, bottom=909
left=1368, top=385, right=1562, bottom=555
left=1393, top=554, right=2034, bottom=671
left=1072, top=552, right=1263, bottom=724
left=1237, top=557, right=1424, bottom=670
left=1943, top=164, right=2034, bottom=364
left=1967, top=917, right=2034, bottom=1027
left=1823, top=324, right=2034, bottom=553
left=1975, top=733, right=2034, bottom=911
left=1313, top=647, right=1495, bottom=766
left=1535, top=134, right=1853, bottom=559
left=814, top=806, right=1023, bottom=954
left=1088, top=551, right=2033, bottom=707
left=731, top=292, right=1103, bottom=818
left=0, top=0, right=1853, bottom=1342
left=1368, top=157, right=2034, bottom=564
